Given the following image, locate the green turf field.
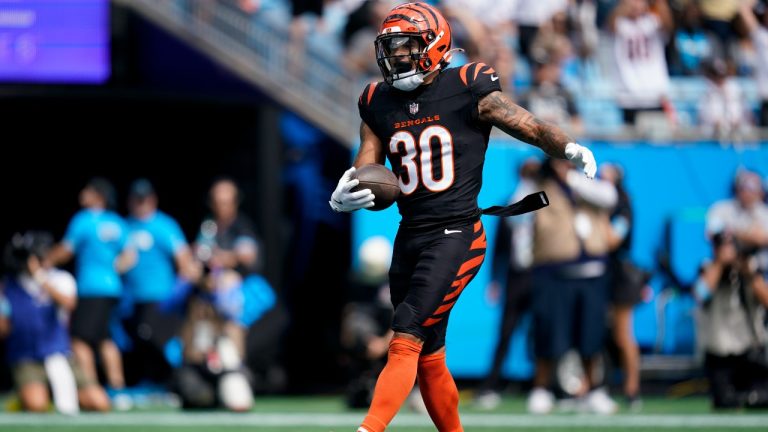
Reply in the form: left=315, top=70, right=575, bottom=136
left=1, top=395, right=767, bottom=432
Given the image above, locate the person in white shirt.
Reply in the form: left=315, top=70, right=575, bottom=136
left=697, top=57, right=753, bottom=140
left=739, top=0, right=768, bottom=127
left=608, top=0, right=673, bottom=125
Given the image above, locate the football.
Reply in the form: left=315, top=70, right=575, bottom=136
left=352, top=164, right=400, bottom=211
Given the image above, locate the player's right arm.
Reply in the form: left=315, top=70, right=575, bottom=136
left=328, top=120, right=379, bottom=213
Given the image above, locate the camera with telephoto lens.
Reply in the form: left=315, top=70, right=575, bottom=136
left=712, top=230, right=765, bottom=275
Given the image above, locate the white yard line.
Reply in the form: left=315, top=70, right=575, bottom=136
left=0, top=412, right=767, bottom=428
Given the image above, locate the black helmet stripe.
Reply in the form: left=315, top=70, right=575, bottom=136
left=403, top=5, right=431, bottom=30
left=411, top=3, right=439, bottom=31
left=384, top=13, right=421, bottom=30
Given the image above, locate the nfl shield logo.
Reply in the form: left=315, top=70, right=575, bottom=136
left=409, top=102, right=419, bottom=115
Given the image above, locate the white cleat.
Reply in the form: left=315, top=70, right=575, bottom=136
left=474, top=390, right=502, bottom=410
left=527, top=387, right=554, bottom=414
left=583, top=387, right=618, bottom=415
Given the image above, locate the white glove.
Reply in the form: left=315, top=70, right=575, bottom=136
left=329, top=167, right=375, bottom=212
left=565, top=142, right=597, bottom=179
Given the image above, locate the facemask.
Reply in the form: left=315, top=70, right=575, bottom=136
left=392, top=70, right=425, bottom=91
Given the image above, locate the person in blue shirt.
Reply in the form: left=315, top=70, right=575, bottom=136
left=0, top=231, right=110, bottom=412
left=671, top=2, right=716, bottom=76
left=46, top=178, right=135, bottom=392
left=122, top=179, right=201, bottom=384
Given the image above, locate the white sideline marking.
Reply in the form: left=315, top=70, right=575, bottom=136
left=0, top=413, right=767, bottom=428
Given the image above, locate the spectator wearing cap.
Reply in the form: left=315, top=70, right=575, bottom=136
left=697, top=57, right=753, bottom=140
left=121, top=179, right=201, bottom=385
left=46, top=178, right=135, bottom=393
left=707, top=170, right=768, bottom=271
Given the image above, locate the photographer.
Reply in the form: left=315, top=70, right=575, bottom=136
left=706, top=170, right=768, bottom=272
left=1, top=231, right=109, bottom=413
left=695, top=231, right=768, bottom=409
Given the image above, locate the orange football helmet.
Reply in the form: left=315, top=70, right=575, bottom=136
left=374, top=2, right=452, bottom=88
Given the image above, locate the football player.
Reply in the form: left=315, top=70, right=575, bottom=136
left=329, top=3, right=598, bottom=431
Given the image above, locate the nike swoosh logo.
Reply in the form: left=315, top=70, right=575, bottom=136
left=444, top=229, right=462, bottom=234
left=490, top=75, right=499, bottom=81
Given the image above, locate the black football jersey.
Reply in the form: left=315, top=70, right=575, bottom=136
left=358, top=62, right=502, bottom=228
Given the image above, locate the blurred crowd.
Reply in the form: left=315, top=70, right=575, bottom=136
left=0, top=177, right=287, bottom=413
left=220, top=0, right=768, bottom=139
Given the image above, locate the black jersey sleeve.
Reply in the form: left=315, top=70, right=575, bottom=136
left=457, top=62, right=502, bottom=99
left=357, top=82, right=381, bottom=128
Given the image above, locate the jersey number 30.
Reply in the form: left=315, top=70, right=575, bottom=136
left=389, top=125, right=454, bottom=195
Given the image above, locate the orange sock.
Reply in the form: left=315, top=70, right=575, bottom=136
left=417, top=351, right=462, bottom=432
left=360, top=337, right=422, bottom=432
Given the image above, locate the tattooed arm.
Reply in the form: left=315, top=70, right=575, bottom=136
left=478, top=90, right=571, bottom=158
left=478, top=91, right=597, bottom=178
